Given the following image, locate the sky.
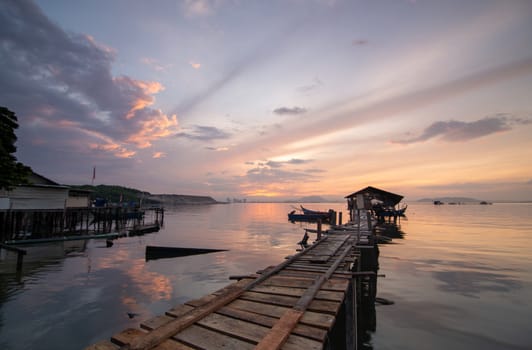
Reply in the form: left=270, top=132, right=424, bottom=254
left=1, top=0, right=532, bottom=202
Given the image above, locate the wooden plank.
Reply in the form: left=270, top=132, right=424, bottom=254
left=184, top=293, right=218, bottom=307
left=240, top=291, right=341, bottom=314
left=262, top=275, right=350, bottom=291
left=228, top=299, right=335, bottom=329
left=112, top=328, right=147, bottom=346
left=260, top=276, right=314, bottom=288
left=279, top=269, right=352, bottom=281
left=141, top=315, right=175, bottom=331
left=283, top=334, right=323, bottom=350
left=254, top=309, right=303, bottom=350
left=113, top=329, right=193, bottom=349
left=165, top=304, right=194, bottom=318
left=251, top=285, right=344, bottom=302
left=173, top=325, right=254, bottom=350
left=197, top=312, right=269, bottom=342
left=216, top=306, right=327, bottom=342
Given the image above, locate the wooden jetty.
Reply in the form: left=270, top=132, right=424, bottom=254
left=0, top=207, right=164, bottom=243
left=86, top=210, right=379, bottom=350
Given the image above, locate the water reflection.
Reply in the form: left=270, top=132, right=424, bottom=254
left=2, top=203, right=532, bottom=349
left=375, top=222, right=406, bottom=240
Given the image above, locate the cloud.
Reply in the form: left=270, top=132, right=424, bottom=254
left=392, top=114, right=532, bottom=144
left=245, top=167, right=317, bottom=184
left=235, top=56, right=532, bottom=159
left=183, top=0, right=215, bottom=17
left=265, top=158, right=312, bottom=168
left=176, top=125, right=231, bottom=141
left=305, top=168, right=327, bottom=174
left=141, top=57, right=172, bottom=72
left=189, top=61, right=201, bottom=69
left=0, top=1, right=178, bottom=160
left=273, top=107, right=308, bottom=115
left=352, top=39, right=368, bottom=46
left=298, top=77, right=323, bottom=93
left=205, top=146, right=229, bottom=151
left=152, top=152, right=166, bottom=159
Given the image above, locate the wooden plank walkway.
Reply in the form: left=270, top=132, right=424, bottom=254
left=86, top=211, right=375, bottom=350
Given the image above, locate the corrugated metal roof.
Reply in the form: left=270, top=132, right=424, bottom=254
left=345, top=186, right=403, bottom=206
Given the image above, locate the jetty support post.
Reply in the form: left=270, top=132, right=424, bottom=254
left=345, top=275, right=357, bottom=349
left=317, top=219, right=322, bottom=240
left=339, top=212, right=343, bottom=225
left=0, top=243, right=27, bottom=272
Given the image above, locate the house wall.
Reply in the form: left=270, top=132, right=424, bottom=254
left=4, top=186, right=69, bottom=210
left=0, top=197, right=10, bottom=209
left=66, top=195, right=90, bottom=208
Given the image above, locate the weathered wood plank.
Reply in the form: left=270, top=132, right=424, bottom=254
left=165, top=304, right=194, bottom=318
left=112, top=329, right=193, bottom=349
left=251, top=285, right=344, bottom=302
left=141, top=315, right=175, bottom=331
left=240, top=291, right=341, bottom=314
left=261, top=275, right=350, bottom=290
left=197, top=312, right=269, bottom=342
left=227, top=299, right=335, bottom=329
left=254, top=309, right=303, bottom=350
left=173, top=325, right=255, bottom=350
left=283, top=334, right=323, bottom=350
left=112, top=328, right=147, bottom=346
left=216, top=306, right=327, bottom=342
left=184, top=293, right=218, bottom=307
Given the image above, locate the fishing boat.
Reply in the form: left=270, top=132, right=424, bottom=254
left=288, top=206, right=333, bottom=223
left=300, top=205, right=329, bottom=215
left=372, top=204, right=407, bottom=218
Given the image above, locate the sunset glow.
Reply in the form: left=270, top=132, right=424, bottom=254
left=1, top=0, right=531, bottom=201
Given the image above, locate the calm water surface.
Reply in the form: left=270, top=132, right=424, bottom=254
left=0, top=202, right=531, bottom=349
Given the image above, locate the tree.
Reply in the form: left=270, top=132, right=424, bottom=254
left=0, top=106, right=32, bottom=190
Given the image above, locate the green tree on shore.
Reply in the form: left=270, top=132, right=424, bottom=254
left=0, top=106, right=32, bottom=190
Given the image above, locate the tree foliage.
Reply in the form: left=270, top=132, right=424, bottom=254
left=70, top=184, right=152, bottom=204
left=0, top=106, right=32, bottom=190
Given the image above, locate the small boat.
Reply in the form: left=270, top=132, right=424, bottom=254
left=145, top=245, right=228, bottom=260
left=300, top=205, right=329, bottom=215
left=373, top=204, right=407, bottom=218
left=288, top=210, right=331, bottom=222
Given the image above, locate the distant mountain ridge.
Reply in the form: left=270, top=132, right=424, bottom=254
left=147, top=194, right=219, bottom=205
left=69, top=184, right=219, bottom=205
left=417, top=197, right=481, bottom=203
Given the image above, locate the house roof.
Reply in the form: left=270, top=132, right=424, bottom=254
left=345, top=186, right=403, bottom=206
left=27, top=172, right=61, bottom=186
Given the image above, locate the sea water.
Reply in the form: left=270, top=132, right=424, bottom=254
left=0, top=202, right=531, bottom=349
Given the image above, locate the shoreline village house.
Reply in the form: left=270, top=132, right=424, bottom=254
left=0, top=171, right=91, bottom=210
left=345, top=186, right=404, bottom=222
left=0, top=171, right=92, bottom=242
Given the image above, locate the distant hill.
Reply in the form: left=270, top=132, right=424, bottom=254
left=148, top=194, right=219, bottom=205
left=298, top=196, right=328, bottom=203
left=68, top=184, right=219, bottom=205
left=278, top=195, right=343, bottom=203
left=417, top=197, right=481, bottom=203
